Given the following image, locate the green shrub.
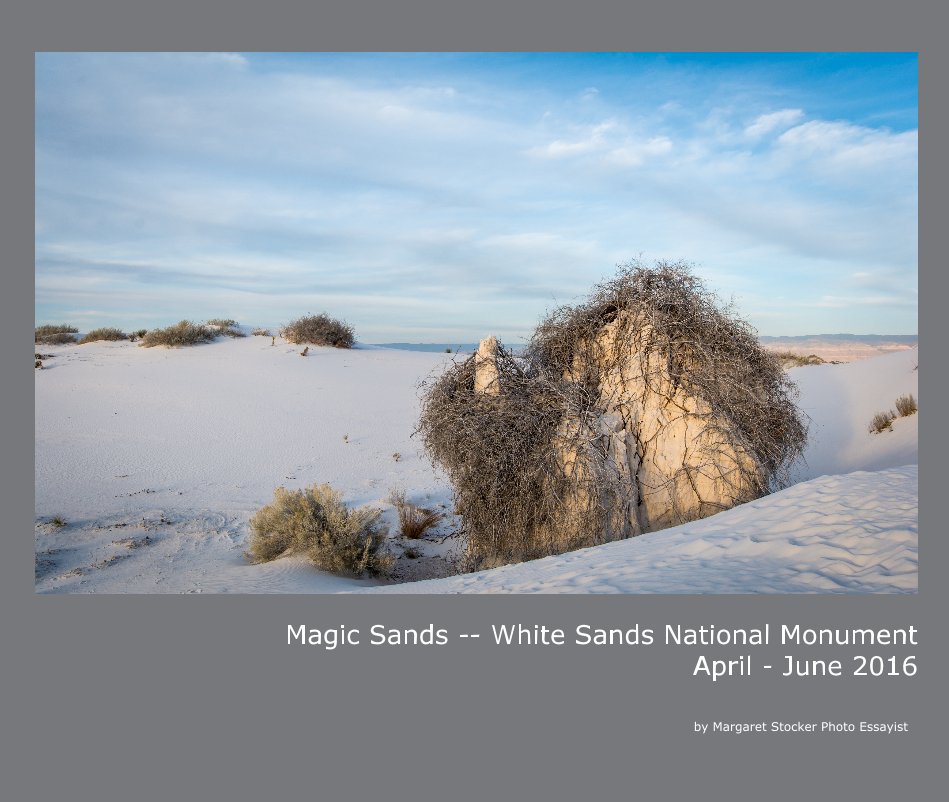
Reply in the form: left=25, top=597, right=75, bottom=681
left=281, top=313, right=355, bottom=348
left=79, top=327, right=128, bottom=344
left=35, top=324, right=78, bottom=345
left=869, top=410, right=897, bottom=433
left=140, top=320, right=217, bottom=348
left=248, top=484, right=392, bottom=577
left=895, top=394, right=917, bottom=417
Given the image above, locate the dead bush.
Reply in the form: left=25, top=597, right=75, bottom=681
left=79, top=327, right=128, bottom=344
left=869, top=410, right=897, bottom=433
left=140, top=320, right=217, bottom=348
left=895, top=394, right=917, bottom=417
left=248, top=484, right=392, bottom=577
left=418, top=260, right=808, bottom=569
left=281, top=313, right=355, bottom=348
left=252, top=327, right=272, bottom=336
left=391, top=491, right=444, bottom=539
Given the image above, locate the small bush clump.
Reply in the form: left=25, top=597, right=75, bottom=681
left=869, top=410, right=897, bottom=433
left=248, top=484, right=392, bottom=577
left=35, top=325, right=78, bottom=345
left=895, top=394, right=917, bottom=417
left=774, top=351, right=825, bottom=368
left=281, top=313, right=355, bottom=348
left=251, top=327, right=272, bottom=336
left=35, top=323, right=77, bottom=336
left=207, top=319, right=246, bottom=337
left=140, top=320, right=217, bottom=348
left=79, top=327, right=128, bottom=344
left=391, top=491, right=444, bottom=539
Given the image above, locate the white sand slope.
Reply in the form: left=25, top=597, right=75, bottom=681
left=359, top=467, right=917, bottom=594
left=34, top=336, right=918, bottom=594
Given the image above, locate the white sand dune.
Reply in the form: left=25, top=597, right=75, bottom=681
left=360, top=466, right=917, bottom=594
left=34, top=336, right=918, bottom=594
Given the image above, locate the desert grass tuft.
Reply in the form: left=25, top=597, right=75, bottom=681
left=895, top=393, right=917, bottom=417
left=869, top=410, right=897, bottom=433
left=391, top=491, right=444, bottom=539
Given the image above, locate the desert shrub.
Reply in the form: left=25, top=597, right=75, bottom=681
left=774, top=351, right=825, bottom=368
left=251, top=327, right=271, bottom=336
left=51, top=516, right=66, bottom=528
left=281, top=313, right=355, bottom=348
left=869, top=410, right=897, bottom=433
left=140, top=320, right=217, bottom=348
left=418, top=260, right=808, bottom=569
left=79, top=327, right=128, bottom=344
left=895, top=394, right=917, bottom=417
left=35, top=323, right=77, bottom=337
left=248, top=484, right=392, bottom=577
left=207, top=319, right=246, bottom=337
left=391, top=491, right=444, bottom=539
left=35, top=325, right=78, bottom=345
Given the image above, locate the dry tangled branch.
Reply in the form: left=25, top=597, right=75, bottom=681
left=528, top=261, right=807, bottom=490
left=417, top=260, right=808, bottom=570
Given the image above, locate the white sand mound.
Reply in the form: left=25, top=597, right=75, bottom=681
left=359, top=466, right=917, bottom=594
left=35, top=338, right=918, bottom=593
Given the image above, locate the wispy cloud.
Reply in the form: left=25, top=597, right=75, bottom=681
left=35, top=53, right=917, bottom=338
left=744, top=108, right=804, bottom=138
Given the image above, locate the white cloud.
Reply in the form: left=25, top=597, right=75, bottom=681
left=532, top=120, right=619, bottom=158
left=744, top=108, right=804, bottom=138
left=605, top=136, right=673, bottom=167
left=777, top=120, right=917, bottom=170
left=530, top=121, right=672, bottom=169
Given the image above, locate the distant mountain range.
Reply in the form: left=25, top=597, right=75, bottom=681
left=373, top=335, right=917, bottom=354
left=372, top=335, right=917, bottom=363
left=371, top=343, right=482, bottom=353
left=758, top=334, right=917, bottom=344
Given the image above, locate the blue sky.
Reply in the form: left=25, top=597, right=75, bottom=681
left=35, top=52, right=918, bottom=341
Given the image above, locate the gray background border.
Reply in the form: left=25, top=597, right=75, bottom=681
left=4, top=2, right=943, bottom=800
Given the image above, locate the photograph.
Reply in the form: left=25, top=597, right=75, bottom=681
left=34, top=52, right=918, bottom=594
